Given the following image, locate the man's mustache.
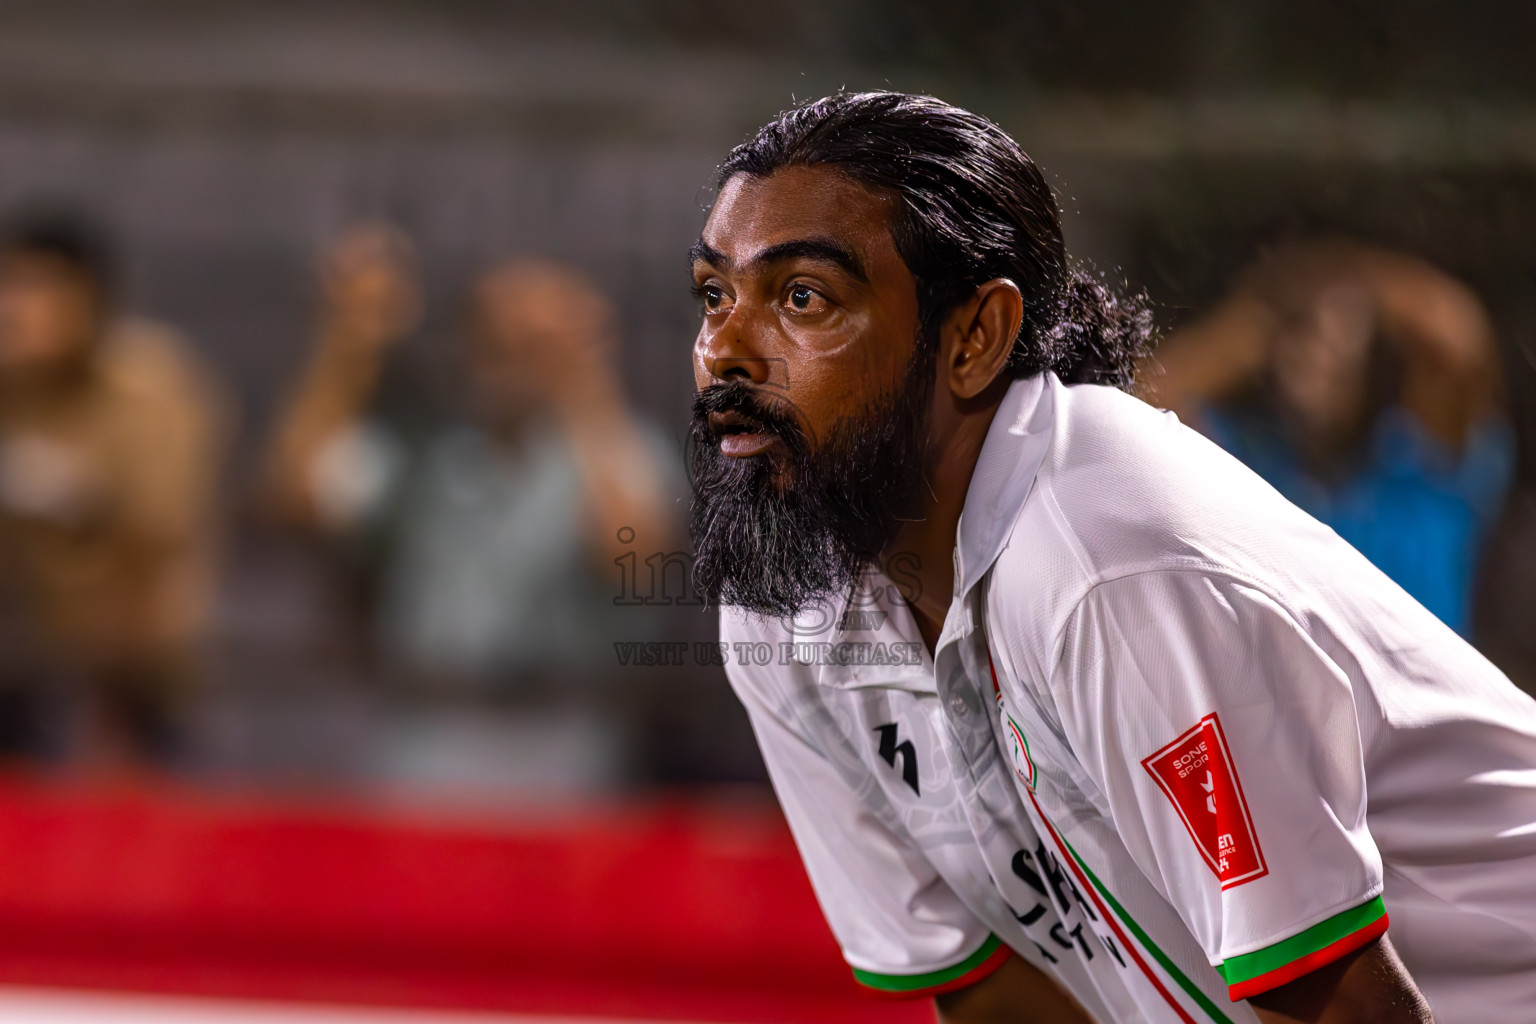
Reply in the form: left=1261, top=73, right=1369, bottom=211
left=692, top=381, right=806, bottom=443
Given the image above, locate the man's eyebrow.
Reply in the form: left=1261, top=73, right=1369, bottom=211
left=748, top=238, right=869, bottom=284
left=687, top=236, right=869, bottom=284
left=688, top=239, right=729, bottom=271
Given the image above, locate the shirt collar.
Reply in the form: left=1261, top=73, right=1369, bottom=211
left=953, top=372, right=1055, bottom=602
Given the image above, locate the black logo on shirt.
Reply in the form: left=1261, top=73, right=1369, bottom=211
left=874, top=723, right=920, bottom=795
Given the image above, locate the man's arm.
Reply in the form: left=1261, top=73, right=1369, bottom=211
left=1139, top=239, right=1501, bottom=451
left=1135, top=289, right=1276, bottom=427
left=260, top=223, right=420, bottom=529
left=1249, top=935, right=1432, bottom=1024
left=1352, top=246, right=1500, bottom=449
left=1148, top=239, right=1500, bottom=447
left=934, top=954, right=1096, bottom=1024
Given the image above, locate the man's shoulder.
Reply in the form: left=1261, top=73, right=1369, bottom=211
left=986, top=381, right=1354, bottom=649
left=1051, top=382, right=1337, bottom=565
left=102, top=317, right=218, bottom=408
left=1044, top=380, right=1280, bottom=513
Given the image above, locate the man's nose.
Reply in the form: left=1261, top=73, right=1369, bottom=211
left=696, top=314, right=789, bottom=389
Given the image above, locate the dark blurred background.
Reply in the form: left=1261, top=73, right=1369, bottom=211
left=0, top=3, right=1532, bottom=1017
left=1, top=0, right=1534, bottom=796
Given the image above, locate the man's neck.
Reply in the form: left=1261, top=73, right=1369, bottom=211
left=889, top=385, right=1006, bottom=654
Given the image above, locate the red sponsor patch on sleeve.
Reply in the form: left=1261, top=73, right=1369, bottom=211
left=1142, top=713, right=1268, bottom=889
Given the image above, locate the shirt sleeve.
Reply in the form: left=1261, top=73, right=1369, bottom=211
left=1051, top=570, right=1388, bottom=1002
left=724, top=623, right=1012, bottom=998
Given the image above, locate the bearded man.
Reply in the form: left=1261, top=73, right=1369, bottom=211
left=687, top=92, right=1536, bottom=1024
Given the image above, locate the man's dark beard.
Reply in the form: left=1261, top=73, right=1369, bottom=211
left=688, top=344, right=934, bottom=619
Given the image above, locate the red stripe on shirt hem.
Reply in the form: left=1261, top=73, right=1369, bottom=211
left=858, top=942, right=1014, bottom=1000
left=1225, top=914, right=1389, bottom=1001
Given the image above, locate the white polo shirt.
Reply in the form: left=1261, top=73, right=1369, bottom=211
left=723, top=372, right=1536, bottom=1023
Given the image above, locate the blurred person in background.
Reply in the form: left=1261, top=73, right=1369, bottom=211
left=1141, top=238, right=1514, bottom=636
left=262, top=225, right=677, bottom=708
left=0, top=209, right=225, bottom=771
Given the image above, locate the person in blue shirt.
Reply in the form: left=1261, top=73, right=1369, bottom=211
left=1141, top=239, right=1513, bottom=636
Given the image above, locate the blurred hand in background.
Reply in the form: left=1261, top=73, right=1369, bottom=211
left=262, top=223, right=422, bottom=530
left=318, top=222, right=424, bottom=359
left=1140, top=239, right=1513, bottom=635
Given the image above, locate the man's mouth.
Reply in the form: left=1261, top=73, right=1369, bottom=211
left=709, top=410, right=778, bottom=458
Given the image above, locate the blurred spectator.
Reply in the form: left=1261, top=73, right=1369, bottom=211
left=262, top=226, right=677, bottom=691
left=0, top=209, right=225, bottom=770
left=1141, top=238, right=1514, bottom=635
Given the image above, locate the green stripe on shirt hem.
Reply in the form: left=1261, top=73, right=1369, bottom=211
left=1216, top=896, right=1387, bottom=986
left=852, top=933, right=1005, bottom=993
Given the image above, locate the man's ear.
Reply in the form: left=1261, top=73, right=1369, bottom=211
left=942, top=278, right=1024, bottom=401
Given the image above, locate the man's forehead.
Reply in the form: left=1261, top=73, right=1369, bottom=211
left=700, top=166, right=899, bottom=264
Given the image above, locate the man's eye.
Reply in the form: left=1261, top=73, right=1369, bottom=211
left=787, top=285, right=817, bottom=311
left=696, top=285, right=731, bottom=313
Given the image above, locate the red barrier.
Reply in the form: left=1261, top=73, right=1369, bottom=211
left=0, top=779, right=935, bottom=1022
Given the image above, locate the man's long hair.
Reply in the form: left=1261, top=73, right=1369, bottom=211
left=718, top=91, right=1154, bottom=386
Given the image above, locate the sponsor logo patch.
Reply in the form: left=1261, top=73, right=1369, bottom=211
left=1142, top=713, right=1267, bottom=889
